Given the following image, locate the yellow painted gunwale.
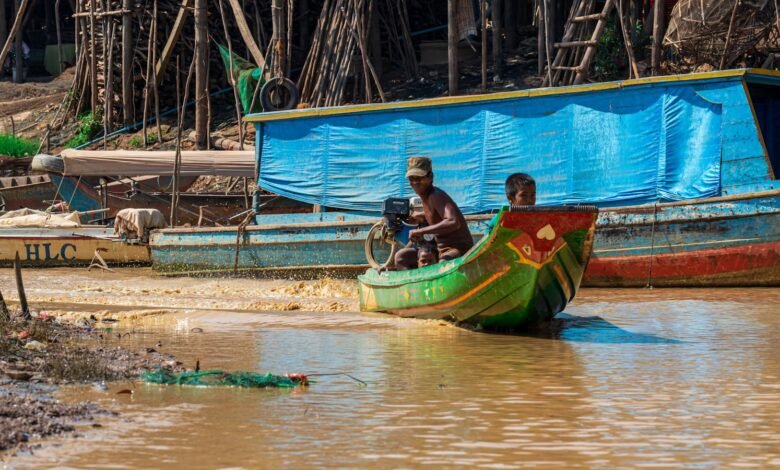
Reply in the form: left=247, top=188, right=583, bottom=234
left=245, top=69, right=780, bottom=124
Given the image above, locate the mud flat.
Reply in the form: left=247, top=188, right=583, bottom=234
left=0, top=312, right=181, bottom=454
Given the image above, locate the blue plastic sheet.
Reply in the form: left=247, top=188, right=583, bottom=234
left=257, top=83, right=723, bottom=213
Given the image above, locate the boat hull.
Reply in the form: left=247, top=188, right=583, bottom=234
left=149, top=190, right=780, bottom=287
left=358, top=207, right=598, bottom=329
left=0, top=227, right=150, bottom=267
left=585, top=190, right=780, bottom=287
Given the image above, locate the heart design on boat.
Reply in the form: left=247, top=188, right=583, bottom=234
left=536, top=224, right=556, bottom=241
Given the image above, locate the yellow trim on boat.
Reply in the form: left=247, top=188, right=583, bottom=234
left=244, top=69, right=769, bottom=123
left=426, top=264, right=512, bottom=310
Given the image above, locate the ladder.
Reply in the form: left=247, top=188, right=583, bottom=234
left=542, top=0, right=616, bottom=87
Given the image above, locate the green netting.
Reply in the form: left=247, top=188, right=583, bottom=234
left=218, top=44, right=266, bottom=114
left=143, top=368, right=306, bottom=388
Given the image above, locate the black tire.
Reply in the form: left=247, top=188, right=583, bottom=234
left=364, top=221, right=400, bottom=269
left=260, top=77, right=299, bottom=112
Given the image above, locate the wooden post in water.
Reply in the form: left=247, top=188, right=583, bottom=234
left=194, top=0, right=209, bottom=149
left=447, top=0, right=458, bottom=96
left=651, top=0, right=664, bottom=75
left=13, top=252, right=30, bottom=320
left=122, top=0, right=134, bottom=125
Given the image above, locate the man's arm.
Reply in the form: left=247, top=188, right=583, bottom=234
left=410, top=193, right=463, bottom=241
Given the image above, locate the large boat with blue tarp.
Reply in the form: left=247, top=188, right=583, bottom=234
left=150, top=69, right=780, bottom=287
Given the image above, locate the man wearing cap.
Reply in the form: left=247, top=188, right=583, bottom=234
left=394, top=157, right=474, bottom=270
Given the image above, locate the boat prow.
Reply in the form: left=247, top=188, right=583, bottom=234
left=358, top=205, right=598, bottom=329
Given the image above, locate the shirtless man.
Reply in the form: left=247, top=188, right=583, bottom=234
left=394, top=157, right=474, bottom=270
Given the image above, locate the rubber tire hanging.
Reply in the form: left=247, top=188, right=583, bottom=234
left=260, top=77, right=299, bottom=112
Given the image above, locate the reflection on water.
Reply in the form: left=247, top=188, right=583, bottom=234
left=7, top=287, right=780, bottom=468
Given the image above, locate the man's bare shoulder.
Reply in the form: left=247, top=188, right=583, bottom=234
left=429, top=187, right=456, bottom=204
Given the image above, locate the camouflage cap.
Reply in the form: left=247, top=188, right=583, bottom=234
left=405, top=157, right=432, bottom=178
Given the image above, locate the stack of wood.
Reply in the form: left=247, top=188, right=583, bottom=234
left=298, top=0, right=379, bottom=107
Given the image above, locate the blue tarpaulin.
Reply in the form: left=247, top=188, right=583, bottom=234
left=257, top=84, right=723, bottom=214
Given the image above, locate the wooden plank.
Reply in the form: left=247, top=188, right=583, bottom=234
left=155, top=0, right=191, bottom=85
left=226, top=0, right=267, bottom=75
left=0, top=0, right=30, bottom=76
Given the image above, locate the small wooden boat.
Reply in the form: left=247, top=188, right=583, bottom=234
left=0, top=227, right=150, bottom=267
left=358, top=206, right=598, bottom=329
left=0, top=209, right=150, bottom=267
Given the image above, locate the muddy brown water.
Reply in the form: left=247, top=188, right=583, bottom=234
left=2, top=269, right=780, bottom=468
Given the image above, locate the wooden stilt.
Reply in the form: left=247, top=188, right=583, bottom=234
left=55, top=0, right=64, bottom=74
left=651, top=0, right=664, bottom=75
left=0, top=0, right=29, bottom=78
left=448, top=0, right=458, bottom=95
left=493, top=0, right=502, bottom=78
left=13, top=0, right=23, bottom=83
left=89, top=0, right=97, bottom=112
left=194, top=0, right=209, bottom=149
left=481, top=0, right=487, bottom=91
left=122, top=0, right=133, bottom=125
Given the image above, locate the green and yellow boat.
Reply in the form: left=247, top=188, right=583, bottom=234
left=358, top=206, right=599, bottom=329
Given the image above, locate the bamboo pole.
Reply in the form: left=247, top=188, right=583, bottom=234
left=194, top=0, right=208, bottom=149
left=448, top=0, right=458, bottom=95
left=618, top=0, right=640, bottom=78
left=720, top=0, right=740, bottom=70
left=493, top=0, right=503, bottom=77
left=122, top=0, right=133, bottom=125
left=271, top=0, right=286, bottom=77
left=481, top=0, right=487, bottom=91
left=155, top=0, right=191, bottom=86
left=651, top=0, right=665, bottom=75
left=90, top=0, right=97, bottom=112
left=152, top=0, right=162, bottom=144
left=13, top=0, right=23, bottom=83
left=56, top=0, right=64, bottom=74
left=218, top=0, right=244, bottom=149
left=0, top=0, right=29, bottom=78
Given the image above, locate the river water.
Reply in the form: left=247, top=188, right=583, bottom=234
left=3, top=269, right=780, bottom=468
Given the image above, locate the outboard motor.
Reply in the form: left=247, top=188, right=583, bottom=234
left=365, top=197, right=425, bottom=269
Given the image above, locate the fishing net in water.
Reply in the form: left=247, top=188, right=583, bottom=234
left=143, top=368, right=308, bottom=388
